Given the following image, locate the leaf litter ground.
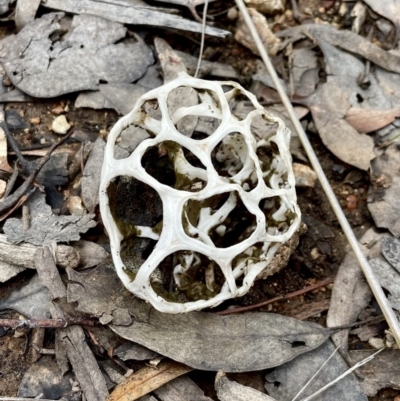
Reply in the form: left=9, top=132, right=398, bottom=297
left=1, top=1, right=400, bottom=400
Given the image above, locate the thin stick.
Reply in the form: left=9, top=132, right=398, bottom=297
left=0, top=129, right=74, bottom=215
left=194, top=0, right=209, bottom=78
left=216, top=277, right=334, bottom=315
left=0, top=120, right=29, bottom=169
left=234, top=0, right=400, bottom=348
left=0, top=397, right=55, bottom=401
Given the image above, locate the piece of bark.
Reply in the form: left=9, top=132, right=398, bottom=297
left=216, top=373, right=277, bottom=401
left=58, top=324, right=109, bottom=401
left=15, top=0, right=41, bottom=30
left=107, top=360, right=193, bottom=401
left=0, top=234, right=80, bottom=270
left=82, top=137, right=105, bottom=213
left=34, top=247, right=67, bottom=300
left=35, top=247, right=109, bottom=401
left=43, top=0, right=229, bottom=37
left=4, top=191, right=96, bottom=246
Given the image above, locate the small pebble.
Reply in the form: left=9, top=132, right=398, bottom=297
left=52, top=115, right=71, bottom=135
left=227, top=6, right=238, bottom=20
left=7, top=336, right=25, bottom=352
left=2, top=76, right=12, bottom=86
left=293, top=163, right=317, bottom=188
left=66, top=195, right=86, bottom=216
left=346, top=194, right=358, bottom=210
left=368, top=337, right=385, bottom=349
left=29, top=117, right=41, bottom=125
left=310, top=248, right=320, bottom=260
left=52, top=105, right=65, bottom=115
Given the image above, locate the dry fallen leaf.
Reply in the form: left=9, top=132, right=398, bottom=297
left=349, top=349, right=400, bottom=396
left=265, top=340, right=368, bottom=401
left=67, top=261, right=333, bottom=372
left=368, top=145, right=400, bottom=236
left=304, top=82, right=375, bottom=170
left=346, top=107, right=400, bottom=133
left=370, top=257, right=400, bottom=312
left=279, top=24, right=400, bottom=75
left=326, top=250, right=372, bottom=350
left=362, top=1, right=400, bottom=43
left=0, top=13, right=154, bottom=98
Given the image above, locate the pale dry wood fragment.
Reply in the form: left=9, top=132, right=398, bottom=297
left=31, top=327, right=45, bottom=362
left=107, top=360, right=193, bottom=401
left=0, top=233, right=80, bottom=270
left=0, top=110, right=12, bottom=173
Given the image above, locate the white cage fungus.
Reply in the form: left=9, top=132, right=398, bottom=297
left=99, top=72, right=301, bottom=313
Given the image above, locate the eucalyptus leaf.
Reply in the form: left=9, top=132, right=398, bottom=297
left=66, top=261, right=332, bottom=372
